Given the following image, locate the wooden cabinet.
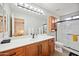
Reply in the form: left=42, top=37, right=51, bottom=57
left=25, top=43, right=39, bottom=56
left=38, top=40, right=49, bottom=56
left=48, top=39, right=55, bottom=55
left=48, top=16, right=56, bottom=32
left=25, top=40, right=51, bottom=56
left=15, top=47, right=25, bottom=56
left=38, top=39, right=55, bottom=56
left=0, top=39, right=55, bottom=56
left=1, top=47, right=25, bottom=56
left=41, top=40, right=50, bottom=56
left=1, top=49, right=16, bottom=56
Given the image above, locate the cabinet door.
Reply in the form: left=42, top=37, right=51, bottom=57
left=15, top=47, right=25, bottom=56
left=48, top=39, right=55, bottom=55
left=40, top=40, right=49, bottom=56
left=48, top=16, right=56, bottom=32
left=25, top=43, right=38, bottom=56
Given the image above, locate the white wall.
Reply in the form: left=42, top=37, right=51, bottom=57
left=60, top=11, right=79, bottom=21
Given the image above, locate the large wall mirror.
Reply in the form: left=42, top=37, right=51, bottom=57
left=13, top=18, right=24, bottom=37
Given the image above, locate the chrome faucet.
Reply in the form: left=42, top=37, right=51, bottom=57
left=31, top=33, right=35, bottom=38
left=32, top=34, right=35, bottom=38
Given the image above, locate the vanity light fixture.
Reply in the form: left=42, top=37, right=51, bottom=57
left=16, top=3, right=45, bottom=15
left=65, top=17, right=72, bottom=20
left=24, top=3, right=29, bottom=7
left=73, top=16, right=79, bottom=19
left=17, top=3, right=24, bottom=7
left=64, top=15, right=79, bottom=21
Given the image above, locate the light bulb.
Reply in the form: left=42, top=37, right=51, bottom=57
left=33, top=8, right=38, bottom=12
left=17, top=3, right=24, bottom=6
left=16, top=3, right=45, bottom=15
left=29, top=6, right=33, bottom=10
left=73, top=16, right=79, bottom=19
left=37, top=9, right=41, bottom=12
left=65, top=17, right=72, bottom=20
left=24, top=3, right=29, bottom=7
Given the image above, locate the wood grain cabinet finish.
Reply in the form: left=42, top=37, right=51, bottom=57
left=0, top=39, right=55, bottom=56
left=48, top=16, right=56, bottom=32
left=15, top=47, right=25, bottom=56
left=25, top=43, right=39, bottom=56
left=0, top=49, right=16, bottom=56
left=48, top=39, right=55, bottom=55
left=38, top=40, right=49, bottom=56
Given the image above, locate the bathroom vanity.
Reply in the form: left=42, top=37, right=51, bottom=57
left=0, top=35, right=55, bottom=56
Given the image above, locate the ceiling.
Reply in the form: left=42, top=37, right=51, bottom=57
left=31, top=3, right=79, bottom=16
left=10, top=3, right=79, bottom=17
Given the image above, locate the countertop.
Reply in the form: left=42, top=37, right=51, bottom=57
left=0, top=34, right=54, bottom=52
